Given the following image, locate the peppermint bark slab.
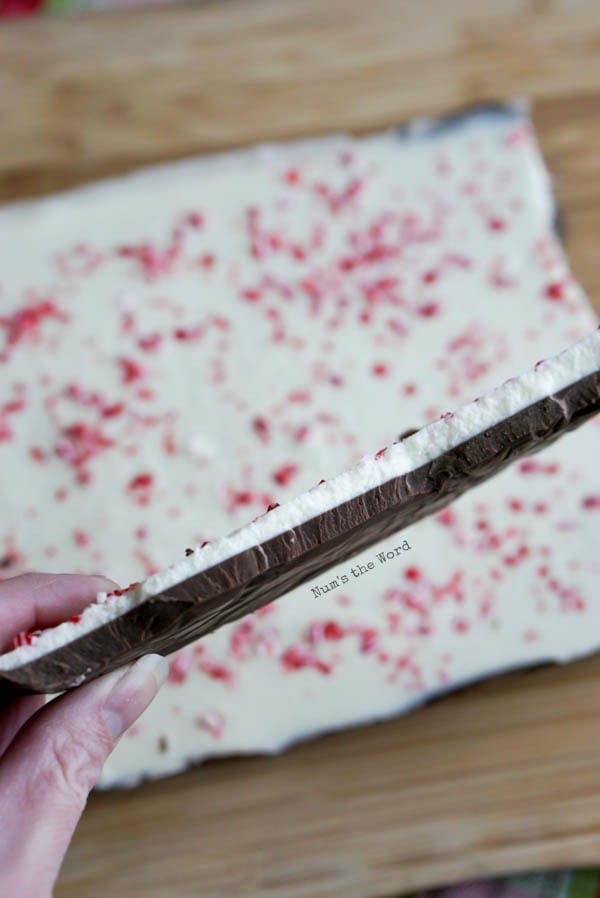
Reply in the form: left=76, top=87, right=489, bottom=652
left=1, top=101, right=600, bottom=786
left=0, top=331, right=598, bottom=695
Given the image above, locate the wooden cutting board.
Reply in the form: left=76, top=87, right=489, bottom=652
left=1, top=1, right=600, bottom=895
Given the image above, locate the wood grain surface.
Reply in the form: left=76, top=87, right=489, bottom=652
left=1, top=1, right=600, bottom=896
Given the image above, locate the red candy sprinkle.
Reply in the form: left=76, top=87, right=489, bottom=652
left=138, top=333, right=163, bottom=353
left=102, top=403, right=124, bottom=419
left=241, top=288, right=261, bottom=303
left=1, top=298, right=67, bottom=355
left=288, top=390, right=311, bottom=403
left=162, top=430, right=176, bottom=455
left=129, top=472, right=154, bottom=490
left=323, top=621, right=345, bottom=640
left=229, top=620, right=255, bottom=660
left=119, top=357, right=145, bottom=384
left=544, top=281, right=565, bottom=301
left=127, top=472, right=154, bottom=505
left=281, top=645, right=332, bottom=675
left=372, top=363, right=389, bottom=377
left=196, top=710, right=225, bottom=739
left=519, top=460, right=558, bottom=475
left=273, top=463, right=298, bottom=487
left=116, top=216, right=195, bottom=280
left=186, top=212, right=204, bottom=229
left=582, top=495, right=600, bottom=509
left=55, top=422, right=114, bottom=479
left=198, top=658, right=235, bottom=684
left=252, top=416, right=270, bottom=443
left=417, top=301, right=440, bottom=318
left=173, top=324, right=203, bottom=342
left=73, top=529, right=89, bottom=548
left=359, top=628, right=378, bottom=653
left=233, top=490, right=252, bottom=505
left=314, top=176, right=363, bottom=214
left=12, top=629, right=43, bottom=649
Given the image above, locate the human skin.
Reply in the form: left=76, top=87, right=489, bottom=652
left=0, top=573, right=168, bottom=898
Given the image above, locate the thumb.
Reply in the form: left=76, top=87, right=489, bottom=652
left=0, top=654, right=168, bottom=898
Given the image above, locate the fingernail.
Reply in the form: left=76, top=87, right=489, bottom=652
left=91, top=575, right=121, bottom=593
left=102, top=654, right=169, bottom=742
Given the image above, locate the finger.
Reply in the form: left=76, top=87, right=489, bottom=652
left=0, top=572, right=118, bottom=652
left=0, top=573, right=119, bottom=758
left=0, top=694, right=45, bottom=757
left=0, top=654, right=168, bottom=898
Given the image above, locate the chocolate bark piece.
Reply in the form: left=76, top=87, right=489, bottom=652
left=1, top=366, right=598, bottom=697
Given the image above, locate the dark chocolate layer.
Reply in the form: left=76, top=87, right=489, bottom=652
left=1, top=370, right=598, bottom=696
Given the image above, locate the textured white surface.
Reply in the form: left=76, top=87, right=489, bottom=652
left=0, top=104, right=599, bottom=787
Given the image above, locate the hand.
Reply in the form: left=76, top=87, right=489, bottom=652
left=0, top=573, right=168, bottom=898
